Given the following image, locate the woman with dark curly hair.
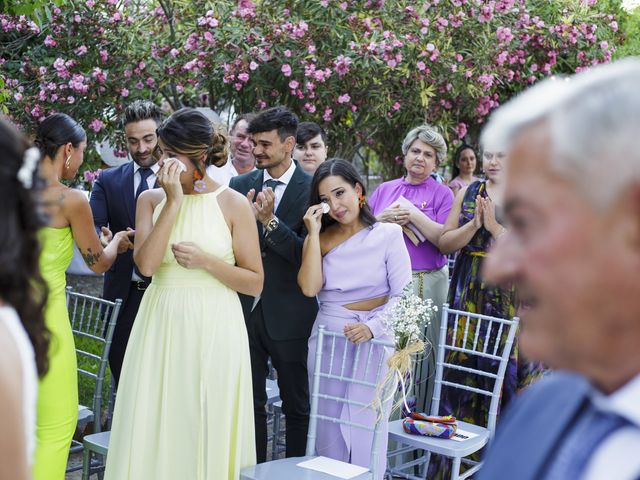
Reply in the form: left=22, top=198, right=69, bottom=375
left=105, top=108, right=262, bottom=479
left=0, top=117, right=49, bottom=480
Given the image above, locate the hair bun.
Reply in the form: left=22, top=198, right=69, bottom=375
left=207, top=124, right=228, bottom=168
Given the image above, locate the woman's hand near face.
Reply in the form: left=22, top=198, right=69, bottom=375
left=158, top=158, right=184, bottom=205
left=303, top=204, right=324, bottom=236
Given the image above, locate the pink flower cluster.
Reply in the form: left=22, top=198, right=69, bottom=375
left=83, top=168, right=103, bottom=184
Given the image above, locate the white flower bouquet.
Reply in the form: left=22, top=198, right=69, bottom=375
left=374, top=284, right=438, bottom=416
left=382, top=285, right=437, bottom=351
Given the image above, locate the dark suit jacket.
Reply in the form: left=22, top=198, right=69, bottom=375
left=90, top=161, right=151, bottom=305
left=229, top=165, right=318, bottom=342
left=477, top=371, right=592, bottom=480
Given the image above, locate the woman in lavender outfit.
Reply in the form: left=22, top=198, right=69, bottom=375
left=298, top=159, right=411, bottom=478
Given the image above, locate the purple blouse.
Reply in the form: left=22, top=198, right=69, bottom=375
left=319, top=222, right=411, bottom=305
left=368, top=177, right=454, bottom=271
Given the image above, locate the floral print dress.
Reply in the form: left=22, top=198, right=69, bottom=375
left=440, top=180, right=544, bottom=425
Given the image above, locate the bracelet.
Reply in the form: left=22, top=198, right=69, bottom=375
left=496, top=227, right=507, bottom=238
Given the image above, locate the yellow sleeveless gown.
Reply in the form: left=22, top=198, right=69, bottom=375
left=105, top=186, right=256, bottom=479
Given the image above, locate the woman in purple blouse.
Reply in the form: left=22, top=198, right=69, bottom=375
left=368, top=125, right=454, bottom=414
left=298, top=159, right=411, bottom=477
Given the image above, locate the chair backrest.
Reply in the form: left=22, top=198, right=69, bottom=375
left=431, top=304, right=519, bottom=434
left=306, top=326, right=395, bottom=478
left=66, top=287, right=122, bottom=433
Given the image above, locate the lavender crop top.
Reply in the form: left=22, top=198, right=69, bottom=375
left=319, top=222, right=412, bottom=305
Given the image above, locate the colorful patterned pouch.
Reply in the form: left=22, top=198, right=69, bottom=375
left=402, top=412, right=458, bottom=439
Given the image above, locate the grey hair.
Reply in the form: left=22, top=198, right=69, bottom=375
left=120, top=100, right=164, bottom=128
left=401, top=124, right=447, bottom=165
left=482, top=58, right=640, bottom=207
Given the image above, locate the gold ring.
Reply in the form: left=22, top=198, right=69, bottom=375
left=394, top=215, right=398, bottom=221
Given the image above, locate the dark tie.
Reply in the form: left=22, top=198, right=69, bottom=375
left=136, top=167, right=153, bottom=199
left=263, top=179, right=281, bottom=191
left=543, top=399, right=628, bottom=479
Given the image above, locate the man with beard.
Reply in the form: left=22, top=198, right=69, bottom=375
left=90, top=100, right=164, bottom=385
left=477, top=60, right=640, bottom=479
left=207, top=112, right=257, bottom=185
left=230, top=106, right=318, bottom=463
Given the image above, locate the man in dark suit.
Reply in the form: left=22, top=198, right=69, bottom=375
left=90, top=100, right=164, bottom=385
left=477, top=60, right=640, bottom=479
left=229, top=106, right=318, bottom=463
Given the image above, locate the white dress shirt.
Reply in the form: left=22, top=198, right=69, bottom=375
left=262, top=159, right=296, bottom=213
left=206, top=159, right=256, bottom=186
left=132, top=162, right=160, bottom=196
left=584, top=373, right=640, bottom=480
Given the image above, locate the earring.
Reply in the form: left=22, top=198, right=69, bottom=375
left=193, top=168, right=206, bottom=193
left=64, top=154, right=71, bottom=170
left=358, top=193, right=365, bottom=208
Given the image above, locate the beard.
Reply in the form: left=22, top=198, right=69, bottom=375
left=131, top=149, right=158, bottom=167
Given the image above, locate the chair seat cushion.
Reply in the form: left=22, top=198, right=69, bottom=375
left=240, top=456, right=372, bottom=480
left=388, top=419, right=490, bottom=458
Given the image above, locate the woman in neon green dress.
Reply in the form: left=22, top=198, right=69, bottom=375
left=34, top=113, right=132, bottom=480
left=105, top=109, right=262, bottom=479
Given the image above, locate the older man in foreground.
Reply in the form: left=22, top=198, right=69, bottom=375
left=477, top=59, right=640, bottom=480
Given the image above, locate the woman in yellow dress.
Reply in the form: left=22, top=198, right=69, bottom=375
left=34, top=113, right=133, bottom=480
left=105, top=108, right=262, bottom=479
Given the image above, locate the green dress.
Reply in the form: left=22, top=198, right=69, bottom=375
left=34, top=227, right=78, bottom=480
left=105, top=186, right=256, bottom=479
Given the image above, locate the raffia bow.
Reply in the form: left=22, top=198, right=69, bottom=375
left=372, top=339, right=427, bottom=421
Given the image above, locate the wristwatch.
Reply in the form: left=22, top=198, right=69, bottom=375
left=264, top=216, right=280, bottom=233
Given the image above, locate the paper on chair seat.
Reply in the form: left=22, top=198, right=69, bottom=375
left=450, top=428, right=480, bottom=442
left=297, top=456, right=369, bottom=478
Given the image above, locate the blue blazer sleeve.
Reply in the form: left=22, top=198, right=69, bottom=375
left=90, top=172, right=108, bottom=234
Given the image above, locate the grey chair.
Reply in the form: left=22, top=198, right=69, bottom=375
left=64, top=288, right=121, bottom=476
left=241, top=325, right=395, bottom=480
left=386, top=304, right=519, bottom=480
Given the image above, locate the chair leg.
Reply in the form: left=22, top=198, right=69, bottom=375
left=272, top=411, right=281, bottom=460
left=420, top=451, right=432, bottom=480
left=82, top=447, right=91, bottom=480
left=450, top=457, right=461, bottom=480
